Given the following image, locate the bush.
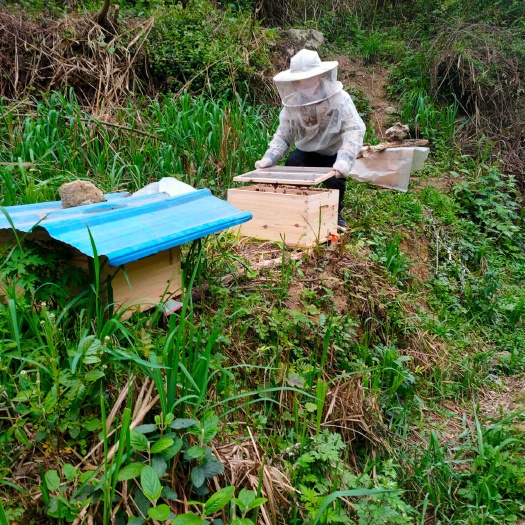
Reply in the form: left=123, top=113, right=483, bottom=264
left=146, top=0, right=274, bottom=98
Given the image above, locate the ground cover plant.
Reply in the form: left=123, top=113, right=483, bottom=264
left=1, top=0, right=525, bottom=524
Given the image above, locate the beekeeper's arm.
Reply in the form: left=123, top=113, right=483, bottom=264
left=332, top=97, right=366, bottom=178
left=255, top=109, right=295, bottom=169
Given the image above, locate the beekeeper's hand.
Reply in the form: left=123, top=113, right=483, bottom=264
left=327, top=169, right=345, bottom=179
left=255, top=158, right=273, bottom=169
left=333, top=158, right=353, bottom=178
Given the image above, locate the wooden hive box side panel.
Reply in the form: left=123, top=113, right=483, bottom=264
left=304, top=189, right=338, bottom=244
left=106, top=248, right=182, bottom=316
left=228, top=186, right=311, bottom=245
left=0, top=230, right=182, bottom=317
left=228, top=186, right=338, bottom=247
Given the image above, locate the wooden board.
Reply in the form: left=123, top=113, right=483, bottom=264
left=105, top=248, right=181, bottom=317
left=227, top=185, right=338, bottom=247
left=233, top=166, right=334, bottom=185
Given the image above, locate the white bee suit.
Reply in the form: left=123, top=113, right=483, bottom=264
left=256, top=49, right=366, bottom=177
left=262, top=88, right=366, bottom=177
left=256, top=49, right=429, bottom=193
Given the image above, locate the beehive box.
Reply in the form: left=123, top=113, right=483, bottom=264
left=0, top=229, right=181, bottom=317
left=227, top=185, right=338, bottom=247
left=0, top=187, right=252, bottom=319
left=90, top=247, right=182, bottom=315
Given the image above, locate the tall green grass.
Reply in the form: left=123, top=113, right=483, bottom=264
left=0, top=91, right=277, bottom=204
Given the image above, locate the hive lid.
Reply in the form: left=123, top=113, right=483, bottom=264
left=233, top=166, right=334, bottom=186
left=0, top=189, right=252, bottom=267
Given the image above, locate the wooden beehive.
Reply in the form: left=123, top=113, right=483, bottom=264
left=0, top=229, right=181, bottom=317
left=227, top=185, right=338, bottom=247
left=228, top=166, right=338, bottom=247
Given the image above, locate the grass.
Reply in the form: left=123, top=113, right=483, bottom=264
left=0, top=91, right=524, bottom=524
left=0, top=92, right=277, bottom=204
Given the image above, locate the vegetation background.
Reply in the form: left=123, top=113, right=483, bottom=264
left=0, top=0, right=524, bottom=524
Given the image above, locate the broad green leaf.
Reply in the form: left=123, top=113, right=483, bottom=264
left=185, top=445, right=206, bottom=460
left=172, top=511, right=202, bottom=525
left=202, top=414, right=219, bottom=432
left=13, top=391, right=31, bottom=402
left=117, top=463, right=144, bottom=481
left=152, top=455, right=168, bottom=478
left=134, top=489, right=151, bottom=515
left=62, top=464, right=76, bottom=482
left=83, top=355, right=101, bottom=365
left=201, top=459, right=224, bottom=478
left=140, top=465, right=162, bottom=503
left=130, top=431, right=150, bottom=451
left=169, top=418, right=198, bottom=430
left=79, top=471, right=96, bottom=484
left=231, top=519, right=254, bottom=525
left=151, top=437, right=174, bottom=454
left=84, top=370, right=105, bottom=382
left=45, top=470, right=61, bottom=492
left=78, top=335, right=103, bottom=356
left=162, top=437, right=183, bottom=461
left=234, top=488, right=255, bottom=508
left=14, top=427, right=30, bottom=446
left=247, top=497, right=267, bottom=510
left=134, top=424, right=158, bottom=434
left=204, top=486, right=235, bottom=514
left=202, top=415, right=219, bottom=443
left=191, top=466, right=205, bottom=488
left=148, top=504, right=171, bottom=521
left=84, top=418, right=101, bottom=431
left=161, top=486, right=178, bottom=501
left=203, top=427, right=219, bottom=444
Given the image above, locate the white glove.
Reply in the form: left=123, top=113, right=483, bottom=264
left=255, top=157, right=273, bottom=169
left=333, top=170, right=344, bottom=179
left=333, top=158, right=352, bottom=177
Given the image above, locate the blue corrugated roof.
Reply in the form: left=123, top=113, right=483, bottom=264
left=0, top=190, right=252, bottom=266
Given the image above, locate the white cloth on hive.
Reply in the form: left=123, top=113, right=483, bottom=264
left=133, top=177, right=196, bottom=197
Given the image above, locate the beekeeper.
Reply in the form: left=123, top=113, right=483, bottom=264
left=255, top=49, right=366, bottom=229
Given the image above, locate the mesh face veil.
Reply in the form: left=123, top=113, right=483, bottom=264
left=274, top=68, right=343, bottom=107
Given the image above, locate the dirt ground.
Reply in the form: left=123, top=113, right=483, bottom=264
left=335, top=55, right=396, bottom=138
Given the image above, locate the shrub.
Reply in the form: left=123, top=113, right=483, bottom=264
left=146, top=0, right=274, bottom=98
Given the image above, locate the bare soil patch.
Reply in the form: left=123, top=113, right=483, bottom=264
left=335, top=56, right=397, bottom=138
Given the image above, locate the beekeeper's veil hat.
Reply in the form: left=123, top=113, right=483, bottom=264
left=273, top=49, right=342, bottom=107
left=273, top=49, right=338, bottom=82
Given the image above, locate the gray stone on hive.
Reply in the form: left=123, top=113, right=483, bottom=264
left=59, top=180, right=106, bottom=208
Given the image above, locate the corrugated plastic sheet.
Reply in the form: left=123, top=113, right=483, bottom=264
left=0, top=190, right=252, bottom=266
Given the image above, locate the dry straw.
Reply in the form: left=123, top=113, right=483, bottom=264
left=0, top=8, right=153, bottom=106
